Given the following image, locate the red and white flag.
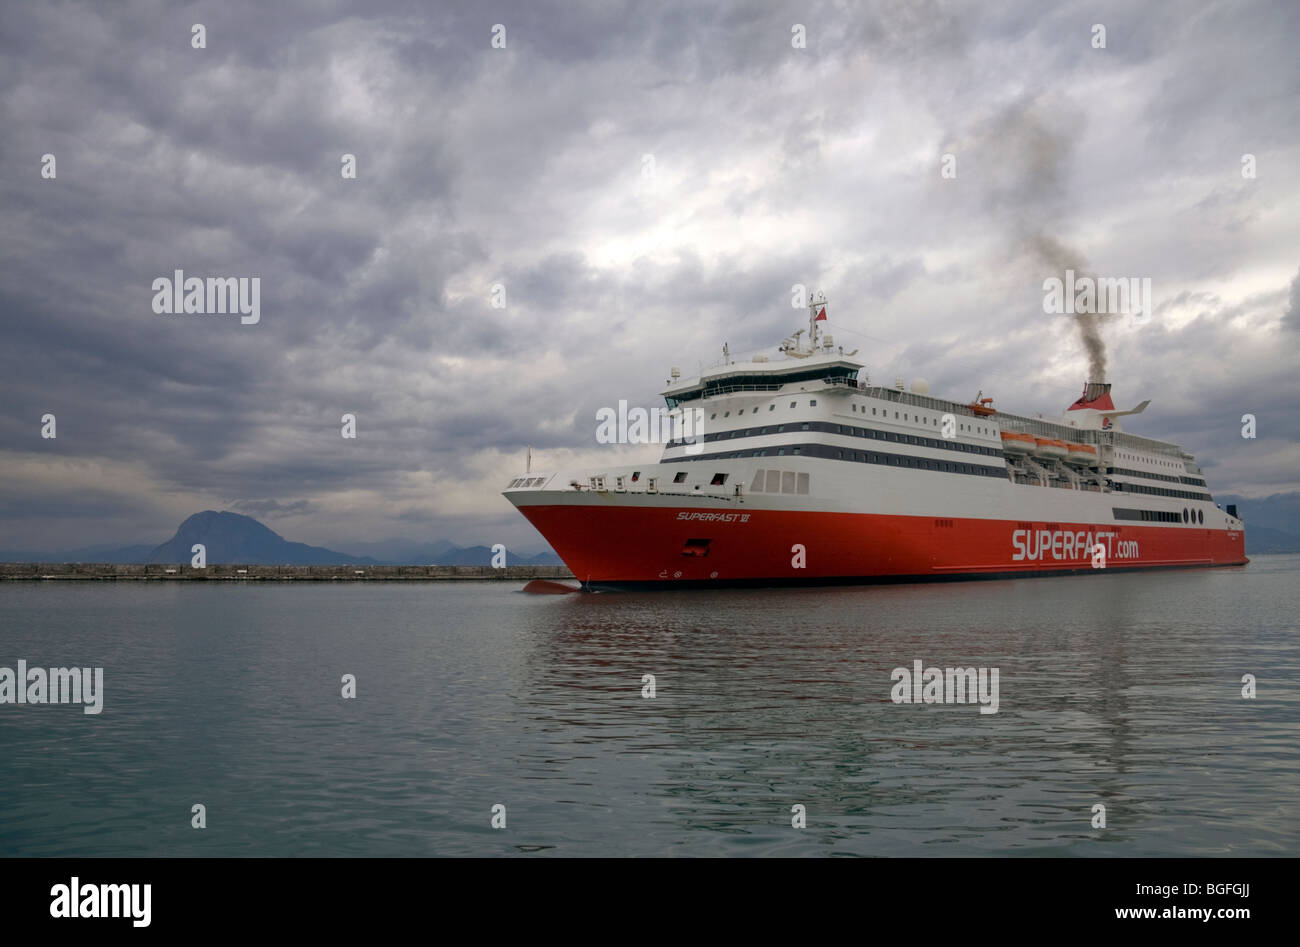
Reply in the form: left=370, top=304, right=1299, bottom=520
left=815, top=306, right=827, bottom=321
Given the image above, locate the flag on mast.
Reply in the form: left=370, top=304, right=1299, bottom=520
left=815, top=306, right=827, bottom=321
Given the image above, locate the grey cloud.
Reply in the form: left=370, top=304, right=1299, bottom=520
left=1, top=0, right=1297, bottom=551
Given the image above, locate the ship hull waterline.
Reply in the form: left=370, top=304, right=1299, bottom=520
left=513, top=500, right=1248, bottom=591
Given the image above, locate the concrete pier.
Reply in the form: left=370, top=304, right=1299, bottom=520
left=0, top=563, right=575, bottom=581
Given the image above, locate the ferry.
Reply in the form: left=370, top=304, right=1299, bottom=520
left=504, top=292, right=1247, bottom=589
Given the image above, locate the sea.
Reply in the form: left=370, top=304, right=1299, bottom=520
left=1, top=556, right=1297, bottom=857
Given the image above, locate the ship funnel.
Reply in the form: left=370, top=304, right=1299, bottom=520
left=1068, top=380, right=1115, bottom=412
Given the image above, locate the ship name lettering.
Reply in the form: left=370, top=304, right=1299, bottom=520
left=675, top=511, right=747, bottom=523
left=1011, top=528, right=1135, bottom=562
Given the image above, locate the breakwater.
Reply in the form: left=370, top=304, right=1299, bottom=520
left=0, top=563, right=574, bottom=581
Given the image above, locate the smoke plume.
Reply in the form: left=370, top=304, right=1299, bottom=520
left=971, top=97, right=1111, bottom=381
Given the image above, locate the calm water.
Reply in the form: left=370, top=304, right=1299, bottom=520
left=1, top=557, right=1297, bottom=857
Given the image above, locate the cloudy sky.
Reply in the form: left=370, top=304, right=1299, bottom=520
left=1, top=0, right=1297, bottom=554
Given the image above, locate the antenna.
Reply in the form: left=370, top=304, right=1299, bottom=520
left=807, top=290, right=827, bottom=350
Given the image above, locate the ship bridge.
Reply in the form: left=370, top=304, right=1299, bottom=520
left=662, top=354, right=864, bottom=409
left=662, top=291, right=865, bottom=409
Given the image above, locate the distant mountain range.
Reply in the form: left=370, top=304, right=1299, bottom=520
left=0, top=511, right=562, bottom=566
left=1217, top=494, right=1300, bottom=553
left=3, top=494, right=1298, bottom=563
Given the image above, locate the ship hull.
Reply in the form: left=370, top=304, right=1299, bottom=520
left=513, top=500, right=1248, bottom=590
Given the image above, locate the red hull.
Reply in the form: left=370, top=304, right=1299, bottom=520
left=518, top=503, right=1248, bottom=588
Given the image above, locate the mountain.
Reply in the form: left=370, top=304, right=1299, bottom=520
left=327, top=538, right=463, bottom=563
left=1, top=542, right=158, bottom=564
left=1240, top=526, right=1300, bottom=554
left=0, top=521, right=563, bottom=565
left=147, top=511, right=377, bottom=565
left=434, top=544, right=563, bottom=566
left=143, top=512, right=561, bottom=565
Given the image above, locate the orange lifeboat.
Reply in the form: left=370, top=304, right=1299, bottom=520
left=1000, top=431, right=1035, bottom=454
left=1033, top=437, right=1069, bottom=460
left=969, top=395, right=997, bottom=417
left=1066, top=442, right=1097, bottom=464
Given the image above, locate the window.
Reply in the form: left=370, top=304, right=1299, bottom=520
left=790, top=402, right=797, bottom=408
left=904, top=413, right=908, bottom=421
left=724, top=411, right=730, bottom=417
left=769, top=404, right=775, bottom=411
left=810, top=399, right=818, bottom=407
left=710, top=473, right=728, bottom=485
left=801, top=423, right=810, bottom=431
left=1198, top=509, right=1204, bottom=524
left=1182, top=508, right=1188, bottom=523
left=765, top=470, right=782, bottom=492
left=674, top=471, right=687, bottom=484
left=781, top=471, right=797, bottom=494
left=710, top=413, right=716, bottom=419
left=895, top=412, right=899, bottom=419
left=750, top=470, right=765, bottom=492
left=797, top=473, right=810, bottom=494
left=777, top=425, right=784, bottom=432
left=778, top=448, right=785, bottom=456
left=872, top=408, right=877, bottom=415
left=792, top=447, right=801, bottom=455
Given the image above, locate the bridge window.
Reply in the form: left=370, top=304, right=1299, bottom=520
left=673, top=471, right=687, bottom=484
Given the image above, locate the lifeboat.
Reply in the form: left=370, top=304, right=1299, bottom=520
left=1033, top=437, right=1069, bottom=460
left=1066, top=442, right=1097, bottom=465
left=969, top=394, right=997, bottom=417
left=1000, top=431, right=1035, bottom=454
